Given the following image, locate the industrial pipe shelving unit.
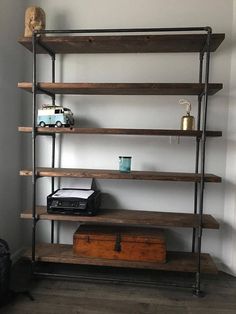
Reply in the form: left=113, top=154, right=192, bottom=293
left=18, top=27, right=224, bottom=296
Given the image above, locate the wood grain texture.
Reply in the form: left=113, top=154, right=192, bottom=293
left=18, top=126, right=222, bottom=137
left=19, top=167, right=222, bottom=182
left=73, top=226, right=166, bottom=263
left=17, top=82, right=223, bottom=96
left=23, top=243, right=218, bottom=273
left=18, top=33, right=225, bottom=54
left=20, top=207, right=220, bottom=229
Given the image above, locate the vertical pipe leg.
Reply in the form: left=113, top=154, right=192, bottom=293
left=50, top=55, right=56, bottom=244
left=192, top=52, right=204, bottom=253
left=32, top=32, right=37, bottom=263
left=193, top=265, right=205, bottom=297
left=51, top=133, right=56, bottom=243
left=193, top=27, right=212, bottom=297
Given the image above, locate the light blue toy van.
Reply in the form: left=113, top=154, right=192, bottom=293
left=37, top=105, right=74, bottom=127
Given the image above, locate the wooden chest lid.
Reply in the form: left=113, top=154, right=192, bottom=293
left=74, top=224, right=165, bottom=244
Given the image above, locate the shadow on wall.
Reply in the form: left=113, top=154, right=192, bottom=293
left=220, top=217, right=236, bottom=275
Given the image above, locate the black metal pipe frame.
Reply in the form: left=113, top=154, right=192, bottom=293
left=194, top=27, right=212, bottom=297
left=30, top=26, right=213, bottom=295
left=50, top=52, right=56, bottom=244
left=37, top=87, right=55, bottom=98
left=33, top=271, right=194, bottom=289
left=37, top=36, right=55, bottom=58
left=32, top=32, right=37, bottom=263
left=192, top=52, right=204, bottom=253
left=33, top=33, right=57, bottom=244
left=34, top=26, right=211, bottom=35
left=51, top=132, right=56, bottom=244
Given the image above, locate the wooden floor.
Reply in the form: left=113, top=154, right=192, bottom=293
left=1, top=258, right=236, bottom=314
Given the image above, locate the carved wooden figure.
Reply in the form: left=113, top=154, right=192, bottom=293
left=24, top=6, right=46, bottom=37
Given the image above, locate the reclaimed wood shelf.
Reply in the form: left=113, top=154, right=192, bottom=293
left=17, top=82, right=223, bottom=96
left=18, top=126, right=222, bottom=138
left=21, top=207, right=219, bottom=229
left=18, top=29, right=224, bottom=282
left=20, top=167, right=222, bottom=182
left=18, top=33, right=225, bottom=54
left=23, top=243, right=218, bottom=273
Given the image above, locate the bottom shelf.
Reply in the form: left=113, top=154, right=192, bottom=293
left=24, top=243, right=218, bottom=274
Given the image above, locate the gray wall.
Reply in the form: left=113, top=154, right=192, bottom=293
left=0, top=0, right=26, bottom=255
left=223, top=0, right=236, bottom=275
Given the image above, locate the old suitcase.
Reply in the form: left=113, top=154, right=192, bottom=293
left=73, top=225, right=166, bottom=263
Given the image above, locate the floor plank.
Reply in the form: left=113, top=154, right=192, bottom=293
left=1, top=259, right=236, bottom=314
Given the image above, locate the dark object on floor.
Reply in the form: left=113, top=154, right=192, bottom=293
left=0, top=239, right=11, bottom=307
left=0, top=241, right=34, bottom=308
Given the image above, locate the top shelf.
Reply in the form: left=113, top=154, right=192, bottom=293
left=18, top=82, right=223, bottom=96
left=18, top=33, right=225, bottom=54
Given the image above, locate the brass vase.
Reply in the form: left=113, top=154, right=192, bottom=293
left=181, top=114, right=195, bottom=130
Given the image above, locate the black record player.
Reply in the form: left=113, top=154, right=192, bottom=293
left=47, top=188, right=101, bottom=216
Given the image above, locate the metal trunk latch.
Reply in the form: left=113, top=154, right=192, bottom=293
left=114, top=233, right=121, bottom=252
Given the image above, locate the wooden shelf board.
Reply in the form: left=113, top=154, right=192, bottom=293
left=23, top=243, right=218, bottom=273
left=18, top=33, right=225, bottom=54
left=21, top=207, right=219, bottom=229
left=19, top=167, right=221, bottom=182
left=17, top=82, right=223, bottom=96
left=18, top=126, right=222, bottom=138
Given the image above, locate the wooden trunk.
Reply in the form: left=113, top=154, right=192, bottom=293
left=73, top=225, right=166, bottom=263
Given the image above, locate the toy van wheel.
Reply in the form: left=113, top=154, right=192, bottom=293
left=56, top=121, right=62, bottom=127
left=39, top=121, right=45, bottom=127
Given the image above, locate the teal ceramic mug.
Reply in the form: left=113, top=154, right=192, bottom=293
left=119, top=156, right=132, bottom=172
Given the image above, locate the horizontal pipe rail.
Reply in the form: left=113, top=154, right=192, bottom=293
left=34, top=27, right=212, bottom=35
left=33, top=271, right=194, bottom=290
